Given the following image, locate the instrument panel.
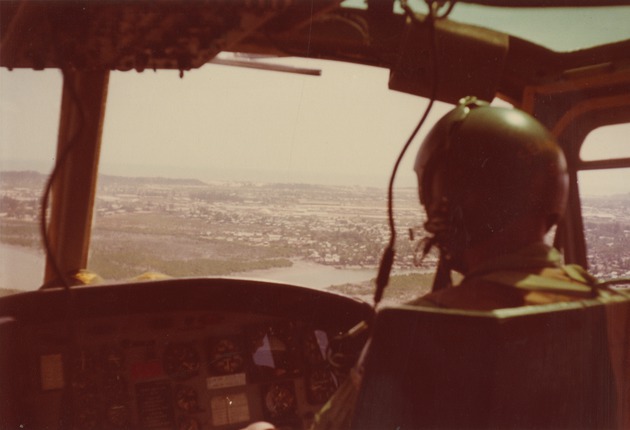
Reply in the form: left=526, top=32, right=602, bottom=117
left=0, top=278, right=373, bottom=430
left=26, top=311, right=342, bottom=429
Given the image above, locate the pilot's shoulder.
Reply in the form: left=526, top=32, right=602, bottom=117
left=410, top=279, right=525, bottom=311
left=408, top=268, right=596, bottom=311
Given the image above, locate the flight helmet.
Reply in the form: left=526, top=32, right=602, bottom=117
left=414, top=96, right=569, bottom=272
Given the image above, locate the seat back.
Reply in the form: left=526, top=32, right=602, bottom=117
left=351, top=296, right=630, bottom=430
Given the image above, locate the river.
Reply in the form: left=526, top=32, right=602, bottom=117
left=0, top=242, right=46, bottom=291
left=234, top=260, right=377, bottom=289
left=0, top=242, right=378, bottom=293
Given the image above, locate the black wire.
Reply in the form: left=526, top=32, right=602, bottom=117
left=40, top=151, right=75, bottom=289
left=373, top=2, right=442, bottom=306
left=40, top=71, right=86, bottom=290
left=39, top=70, right=88, bottom=428
left=385, top=92, right=436, bottom=247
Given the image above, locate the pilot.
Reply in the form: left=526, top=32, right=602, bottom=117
left=408, top=96, right=601, bottom=309
left=308, top=96, right=608, bottom=430
left=245, top=97, right=605, bottom=430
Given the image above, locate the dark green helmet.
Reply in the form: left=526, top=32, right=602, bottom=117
left=414, top=97, right=568, bottom=269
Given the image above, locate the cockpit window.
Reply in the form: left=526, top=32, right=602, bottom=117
left=342, top=1, right=630, bottom=52
left=88, top=58, right=454, bottom=305
left=447, top=5, right=630, bottom=51
left=580, top=124, right=630, bottom=162
left=579, top=168, right=630, bottom=281
left=578, top=123, right=630, bottom=280
left=0, top=69, right=62, bottom=295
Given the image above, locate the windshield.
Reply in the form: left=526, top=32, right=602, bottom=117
left=441, top=5, right=630, bottom=51
left=579, top=124, right=630, bottom=281
left=1, top=57, right=628, bottom=302
left=0, top=69, right=61, bottom=296
left=88, top=58, right=456, bottom=305
left=342, top=1, right=630, bottom=52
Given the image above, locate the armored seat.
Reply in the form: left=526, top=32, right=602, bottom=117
left=351, top=293, right=630, bottom=429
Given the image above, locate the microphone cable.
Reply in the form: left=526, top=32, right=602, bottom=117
left=373, top=0, right=457, bottom=306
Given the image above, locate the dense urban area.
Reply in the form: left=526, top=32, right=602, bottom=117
left=1, top=170, right=629, bottom=298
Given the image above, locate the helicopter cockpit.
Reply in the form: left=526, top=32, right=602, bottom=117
left=1, top=1, right=630, bottom=429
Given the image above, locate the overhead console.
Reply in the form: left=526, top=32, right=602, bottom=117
left=0, top=279, right=373, bottom=430
left=389, top=17, right=508, bottom=104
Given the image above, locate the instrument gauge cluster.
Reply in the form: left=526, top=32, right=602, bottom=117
left=3, top=279, right=372, bottom=430
left=208, top=337, right=247, bottom=375
left=263, top=381, right=299, bottom=425
left=23, top=310, right=347, bottom=430
left=164, top=342, right=201, bottom=380
left=306, top=369, right=338, bottom=405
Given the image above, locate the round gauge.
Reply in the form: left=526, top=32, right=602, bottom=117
left=106, top=403, right=130, bottom=428
left=264, top=383, right=297, bottom=418
left=175, top=385, right=199, bottom=413
left=209, top=338, right=245, bottom=375
left=163, top=343, right=200, bottom=380
left=307, top=369, right=337, bottom=404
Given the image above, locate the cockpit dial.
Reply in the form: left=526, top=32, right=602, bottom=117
left=163, top=342, right=200, bottom=380
left=306, top=369, right=337, bottom=405
left=175, top=385, right=200, bottom=413
left=208, top=337, right=246, bottom=375
left=263, top=381, right=298, bottom=420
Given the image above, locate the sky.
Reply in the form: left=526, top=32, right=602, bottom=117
left=98, top=59, right=454, bottom=188
left=0, top=59, right=455, bottom=189
left=1, top=4, right=630, bottom=195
